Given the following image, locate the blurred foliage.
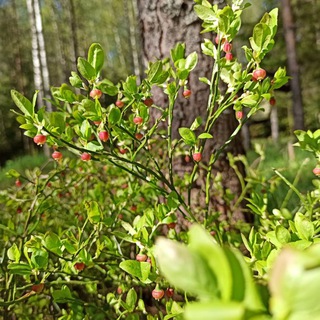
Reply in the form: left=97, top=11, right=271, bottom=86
left=0, top=0, right=319, bottom=165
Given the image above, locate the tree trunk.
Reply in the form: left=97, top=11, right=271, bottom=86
left=281, top=0, right=304, bottom=131
left=26, top=0, right=51, bottom=111
left=137, top=0, right=246, bottom=222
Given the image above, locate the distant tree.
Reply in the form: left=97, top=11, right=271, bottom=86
left=281, top=0, right=304, bottom=130
left=137, top=0, right=247, bottom=221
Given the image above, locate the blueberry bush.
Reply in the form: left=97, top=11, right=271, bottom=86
left=1, top=0, right=320, bottom=319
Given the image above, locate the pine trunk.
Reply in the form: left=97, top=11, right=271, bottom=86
left=137, top=0, right=247, bottom=222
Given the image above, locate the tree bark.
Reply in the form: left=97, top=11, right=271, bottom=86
left=137, top=0, right=246, bottom=221
left=281, top=0, right=304, bottom=131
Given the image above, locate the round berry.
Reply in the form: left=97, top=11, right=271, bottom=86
left=99, top=131, right=109, bottom=142
left=152, top=289, right=164, bottom=300
left=93, top=120, right=101, bottom=126
left=236, top=110, right=243, bottom=120
left=115, top=100, right=124, bottom=108
left=135, top=133, right=143, bottom=140
left=165, top=288, right=174, bottom=298
left=74, top=262, right=85, bottom=271
left=32, top=283, right=44, bottom=294
left=136, top=253, right=148, bottom=262
left=225, top=52, right=233, bottom=61
left=167, top=222, right=176, bottom=229
left=90, top=88, right=102, bottom=99
left=133, top=116, right=143, bottom=125
left=313, top=167, right=320, bottom=176
left=33, top=134, right=46, bottom=145
left=52, top=151, right=63, bottom=160
left=15, top=179, right=22, bottom=187
left=183, top=89, right=191, bottom=99
left=223, top=42, right=232, bottom=53
left=119, top=148, right=128, bottom=155
left=17, top=207, right=22, bottom=214
left=269, top=97, right=276, bottom=106
left=215, top=35, right=226, bottom=45
left=143, top=97, right=154, bottom=107
left=252, top=68, right=267, bottom=81
left=81, top=153, right=91, bottom=161
left=192, top=152, right=202, bottom=162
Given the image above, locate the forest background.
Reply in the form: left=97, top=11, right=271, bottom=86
left=0, top=0, right=319, bottom=168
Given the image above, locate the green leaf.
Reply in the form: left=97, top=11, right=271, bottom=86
left=119, top=260, right=151, bottom=282
left=185, top=301, right=245, bottom=320
left=108, top=107, right=121, bottom=125
left=31, top=249, right=48, bottom=269
left=155, top=237, right=218, bottom=300
left=69, top=71, right=83, bottom=88
left=11, top=90, right=34, bottom=117
left=178, top=127, right=196, bottom=145
left=275, top=225, right=291, bottom=244
left=126, top=288, right=138, bottom=312
left=7, top=243, right=21, bottom=262
left=123, top=75, right=138, bottom=94
left=84, top=201, right=101, bottom=224
left=295, top=213, right=314, bottom=241
left=194, top=5, right=216, bottom=21
left=198, top=133, right=213, bottom=139
left=185, top=52, right=198, bottom=71
left=52, top=285, right=73, bottom=303
left=44, top=232, right=62, bottom=256
left=8, top=263, right=32, bottom=275
left=5, top=169, right=20, bottom=178
left=171, top=43, right=185, bottom=63
left=99, top=79, right=118, bottom=96
left=80, top=120, right=92, bottom=141
left=88, top=43, right=104, bottom=75
left=77, top=57, right=97, bottom=81
left=190, top=116, right=203, bottom=130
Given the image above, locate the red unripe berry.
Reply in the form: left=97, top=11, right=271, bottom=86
left=74, top=262, right=85, bottom=271
left=130, top=205, right=137, bottom=211
left=252, top=68, right=267, bottom=81
left=17, top=207, right=22, bottom=214
left=192, top=152, right=202, bottom=162
left=33, top=134, right=46, bottom=145
left=135, top=133, right=143, bottom=140
left=223, top=42, right=232, bottom=53
left=115, top=100, right=124, bottom=108
left=152, top=289, right=164, bottom=300
left=119, top=148, right=128, bottom=155
left=133, top=116, right=143, bottom=125
left=313, top=167, right=320, bottom=176
left=185, top=155, right=191, bottom=163
left=99, top=131, right=109, bottom=142
left=167, top=222, right=176, bottom=229
left=93, top=120, right=101, bottom=126
left=183, top=89, right=191, bottom=99
left=236, top=110, right=243, bottom=120
left=136, top=253, right=148, bottom=262
left=269, top=97, right=276, bottom=106
left=165, top=288, right=174, bottom=298
left=143, top=97, right=154, bottom=107
left=32, top=283, right=44, bottom=294
left=225, top=52, right=233, bottom=61
left=215, top=35, right=226, bottom=45
left=52, top=151, right=63, bottom=160
left=81, top=153, right=91, bottom=161
left=90, top=88, right=102, bottom=99
left=15, top=179, right=22, bottom=187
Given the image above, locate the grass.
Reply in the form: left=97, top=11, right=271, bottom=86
left=0, top=153, right=50, bottom=189
left=247, top=137, right=317, bottom=211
